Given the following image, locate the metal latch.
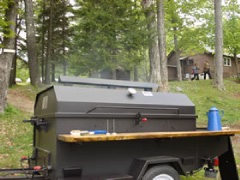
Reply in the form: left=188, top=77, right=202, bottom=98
left=135, top=112, right=147, bottom=125
left=23, top=117, right=48, bottom=132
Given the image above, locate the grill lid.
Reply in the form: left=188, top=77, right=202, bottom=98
left=34, top=85, right=195, bottom=118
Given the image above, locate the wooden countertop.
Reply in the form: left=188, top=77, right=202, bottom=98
left=58, top=129, right=240, bottom=143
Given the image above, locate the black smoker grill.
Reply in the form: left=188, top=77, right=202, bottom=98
left=1, top=76, right=239, bottom=180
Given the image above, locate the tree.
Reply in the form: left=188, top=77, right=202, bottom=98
left=223, top=0, right=240, bottom=76
left=62, top=0, right=68, bottom=76
left=165, top=0, right=182, bottom=81
left=142, top=0, right=162, bottom=88
left=214, top=0, right=225, bottom=90
left=0, top=0, right=18, bottom=113
left=35, top=0, right=72, bottom=83
left=165, top=0, right=209, bottom=81
left=8, top=0, right=27, bottom=87
left=35, top=0, right=47, bottom=83
left=45, top=0, right=53, bottom=84
left=157, top=0, right=168, bottom=91
left=70, top=0, right=148, bottom=79
left=0, top=1, right=8, bottom=41
left=24, top=0, right=39, bottom=86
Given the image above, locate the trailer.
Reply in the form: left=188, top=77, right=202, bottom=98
left=1, top=76, right=240, bottom=180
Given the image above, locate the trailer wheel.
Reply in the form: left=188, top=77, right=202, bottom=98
left=142, top=165, right=180, bottom=180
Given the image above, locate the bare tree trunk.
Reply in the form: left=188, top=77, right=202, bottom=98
left=142, top=0, right=162, bottom=90
left=62, top=0, right=67, bottom=76
left=51, top=63, right=55, bottom=82
left=214, top=0, right=225, bottom=90
left=45, top=0, right=53, bottom=84
left=9, top=29, right=19, bottom=86
left=10, top=15, right=23, bottom=87
left=9, top=46, right=17, bottom=87
left=0, top=0, right=18, bottom=113
left=157, top=0, right=168, bottom=92
left=41, top=0, right=46, bottom=83
left=134, top=66, right=138, bottom=81
left=234, top=50, right=239, bottom=76
left=41, top=34, right=45, bottom=83
left=24, top=0, right=39, bottom=86
left=173, top=29, right=182, bottom=82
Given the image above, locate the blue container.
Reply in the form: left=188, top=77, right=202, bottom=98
left=207, top=106, right=223, bottom=131
left=89, top=130, right=107, bottom=134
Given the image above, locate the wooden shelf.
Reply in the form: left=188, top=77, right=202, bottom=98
left=58, top=129, right=240, bottom=143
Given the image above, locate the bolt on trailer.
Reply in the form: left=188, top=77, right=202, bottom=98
left=0, top=76, right=240, bottom=180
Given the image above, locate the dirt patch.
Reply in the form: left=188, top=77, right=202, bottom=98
left=7, top=89, right=34, bottom=113
left=233, top=93, right=240, bottom=99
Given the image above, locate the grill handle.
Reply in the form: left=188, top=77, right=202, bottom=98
left=23, top=118, right=48, bottom=132
left=85, top=106, right=180, bottom=114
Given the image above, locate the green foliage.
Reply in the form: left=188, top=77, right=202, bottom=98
left=16, top=59, right=29, bottom=82
left=223, top=0, right=240, bottom=55
left=0, top=0, right=8, bottom=26
left=34, top=0, right=73, bottom=81
left=69, top=0, right=149, bottom=76
left=0, top=0, right=10, bottom=46
left=0, top=0, right=17, bottom=42
left=165, top=0, right=213, bottom=55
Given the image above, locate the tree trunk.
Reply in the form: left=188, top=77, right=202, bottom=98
left=9, top=52, right=17, bottom=87
left=0, top=0, right=18, bottom=113
left=51, top=63, right=55, bottom=82
left=62, top=0, right=67, bottom=76
left=214, top=0, right=225, bottom=90
left=142, top=0, right=162, bottom=90
left=157, top=0, right=168, bottom=92
left=24, top=0, right=39, bottom=86
left=173, top=29, right=182, bottom=82
left=234, top=50, right=239, bottom=77
left=134, top=66, right=138, bottom=81
left=9, top=35, right=17, bottom=87
left=41, top=0, right=46, bottom=83
left=45, top=0, right=53, bottom=84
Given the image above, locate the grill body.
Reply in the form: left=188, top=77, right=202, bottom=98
left=31, top=85, right=233, bottom=179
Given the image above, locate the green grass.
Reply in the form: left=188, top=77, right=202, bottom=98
left=0, top=105, right=33, bottom=168
left=169, top=79, right=240, bottom=127
left=0, top=79, right=240, bottom=178
left=0, top=84, right=46, bottom=169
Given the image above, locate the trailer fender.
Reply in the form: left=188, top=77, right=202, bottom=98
left=128, top=156, right=186, bottom=180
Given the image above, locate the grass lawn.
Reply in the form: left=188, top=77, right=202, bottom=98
left=0, top=106, right=33, bottom=168
left=169, top=79, right=240, bottom=127
left=0, top=79, right=240, bottom=178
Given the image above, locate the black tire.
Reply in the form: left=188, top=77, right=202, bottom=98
left=142, top=165, right=180, bottom=180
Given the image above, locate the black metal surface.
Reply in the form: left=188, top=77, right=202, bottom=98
left=219, top=137, right=239, bottom=180
left=129, top=156, right=186, bottom=180
left=34, top=86, right=196, bottom=132
left=58, top=76, right=158, bottom=91
left=35, top=132, right=230, bottom=179
left=0, top=168, right=49, bottom=179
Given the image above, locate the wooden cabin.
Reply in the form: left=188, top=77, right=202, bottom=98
left=167, top=51, right=240, bottom=80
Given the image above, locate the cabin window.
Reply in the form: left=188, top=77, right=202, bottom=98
left=223, top=57, right=231, bottom=66
left=186, top=59, right=193, bottom=66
